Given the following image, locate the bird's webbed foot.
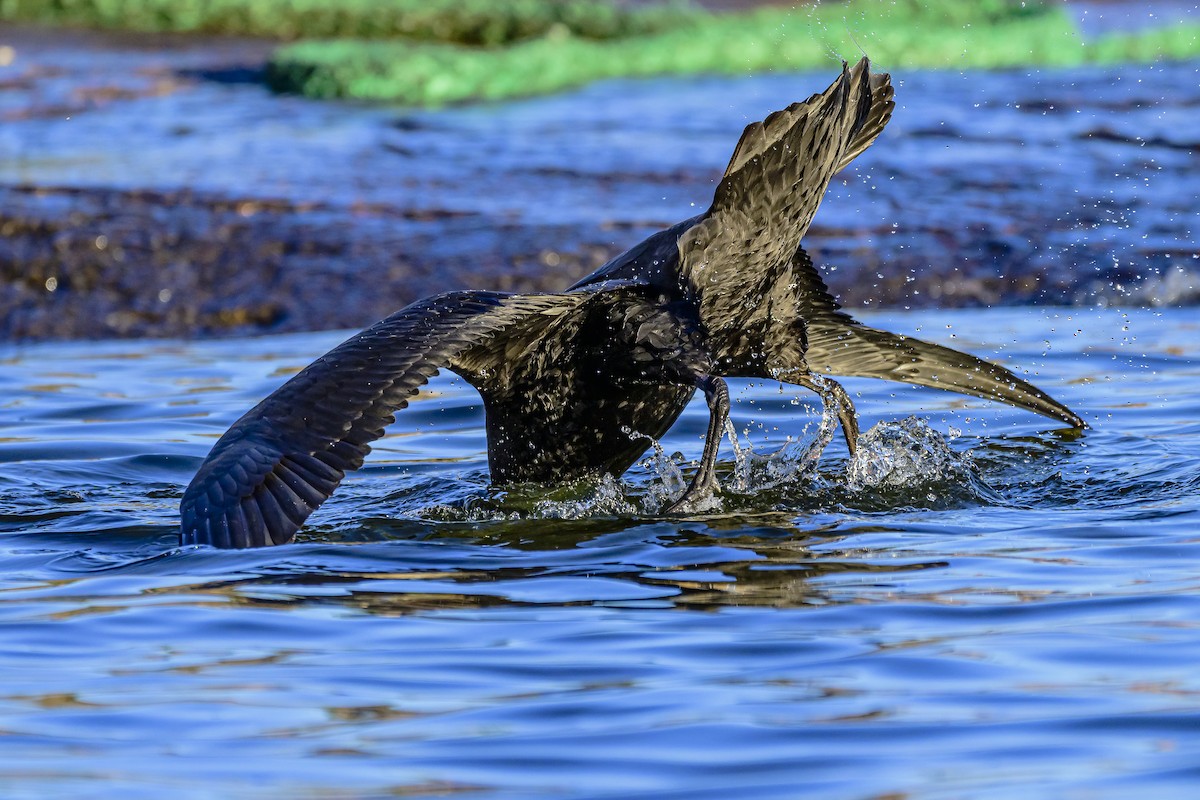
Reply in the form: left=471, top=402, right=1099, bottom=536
left=665, top=374, right=729, bottom=514
left=789, top=372, right=860, bottom=455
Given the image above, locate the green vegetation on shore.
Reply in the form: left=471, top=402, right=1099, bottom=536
left=0, top=0, right=692, bottom=45
left=3, top=0, right=1197, bottom=106
left=265, top=1, right=1200, bottom=105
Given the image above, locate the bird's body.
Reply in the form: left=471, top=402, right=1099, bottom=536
left=455, top=280, right=702, bottom=486
left=180, top=59, right=1085, bottom=549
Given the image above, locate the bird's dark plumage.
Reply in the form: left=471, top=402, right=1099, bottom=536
left=180, top=58, right=1084, bottom=549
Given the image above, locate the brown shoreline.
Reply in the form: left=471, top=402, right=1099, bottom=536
left=1, top=16, right=1195, bottom=342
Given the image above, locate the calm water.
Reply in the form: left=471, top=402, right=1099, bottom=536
left=1, top=306, right=1197, bottom=798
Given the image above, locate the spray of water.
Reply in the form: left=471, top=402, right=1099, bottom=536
left=636, top=439, right=688, bottom=514
left=723, top=378, right=841, bottom=494
left=401, top=407, right=991, bottom=523
left=844, top=416, right=993, bottom=507
left=533, top=474, right=637, bottom=519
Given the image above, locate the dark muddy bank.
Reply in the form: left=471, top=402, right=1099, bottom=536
left=0, top=24, right=1196, bottom=341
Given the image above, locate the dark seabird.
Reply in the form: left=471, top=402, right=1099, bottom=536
left=180, top=58, right=1085, bottom=549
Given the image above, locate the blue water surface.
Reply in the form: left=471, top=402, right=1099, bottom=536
left=1, top=306, right=1197, bottom=799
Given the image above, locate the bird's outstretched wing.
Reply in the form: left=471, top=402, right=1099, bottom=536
left=791, top=248, right=1086, bottom=428
left=179, top=290, right=596, bottom=548
left=677, top=58, right=893, bottom=330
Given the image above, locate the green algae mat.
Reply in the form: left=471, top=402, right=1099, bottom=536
left=4, top=0, right=1198, bottom=105
left=0, top=0, right=692, bottom=44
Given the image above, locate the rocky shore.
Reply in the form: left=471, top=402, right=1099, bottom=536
left=0, top=24, right=1195, bottom=341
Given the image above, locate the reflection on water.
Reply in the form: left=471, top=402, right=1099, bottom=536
left=1, top=307, right=1199, bottom=797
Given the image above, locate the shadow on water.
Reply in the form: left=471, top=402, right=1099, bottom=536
left=13, top=515, right=951, bottom=620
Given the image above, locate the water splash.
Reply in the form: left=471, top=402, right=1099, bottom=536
left=377, top=414, right=996, bottom=524
left=636, top=440, right=688, bottom=514
left=533, top=474, right=637, bottom=519
left=845, top=416, right=991, bottom=506
left=404, top=473, right=640, bottom=522
left=725, top=395, right=839, bottom=494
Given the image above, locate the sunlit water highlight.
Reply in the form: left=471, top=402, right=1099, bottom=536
left=1, top=307, right=1198, bottom=798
